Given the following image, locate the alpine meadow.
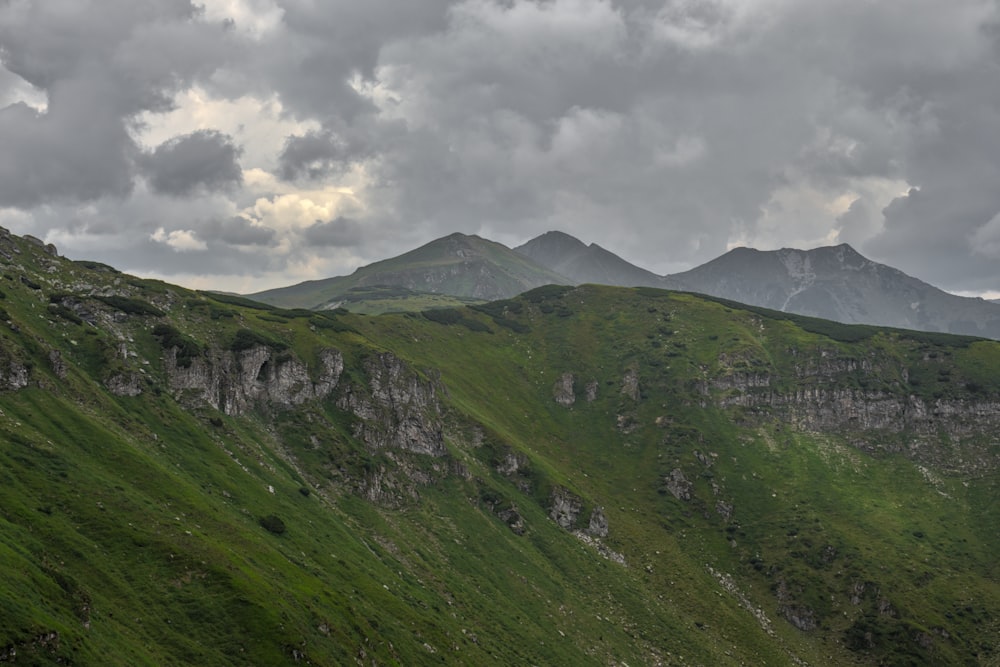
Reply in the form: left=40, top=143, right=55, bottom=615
left=0, top=228, right=999, bottom=665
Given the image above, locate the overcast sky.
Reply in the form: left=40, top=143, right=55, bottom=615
left=2, top=0, right=999, bottom=297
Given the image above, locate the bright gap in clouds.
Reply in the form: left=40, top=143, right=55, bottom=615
left=135, top=87, right=320, bottom=173
left=199, top=0, right=285, bottom=39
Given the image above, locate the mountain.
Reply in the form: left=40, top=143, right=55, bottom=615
left=514, top=230, right=666, bottom=287
left=250, top=232, right=570, bottom=309
left=250, top=231, right=1000, bottom=341
left=2, top=226, right=1000, bottom=664
left=665, top=243, right=1000, bottom=339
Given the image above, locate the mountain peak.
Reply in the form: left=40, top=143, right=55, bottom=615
left=515, top=231, right=665, bottom=288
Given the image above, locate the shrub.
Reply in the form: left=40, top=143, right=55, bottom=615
left=522, top=284, right=573, bottom=303
left=74, top=259, right=120, bottom=274
left=423, top=308, right=461, bottom=325
left=94, top=295, right=164, bottom=317
left=229, top=328, right=288, bottom=352
left=259, top=515, right=286, bottom=534
left=47, top=303, right=82, bottom=325
left=152, top=323, right=202, bottom=368
left=200, top=291, right=276, bottom=311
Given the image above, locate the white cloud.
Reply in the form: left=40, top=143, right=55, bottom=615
left=151, top=227, right=208, bottom=252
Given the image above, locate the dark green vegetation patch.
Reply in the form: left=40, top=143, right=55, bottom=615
left=93, top=295, right=165, bottom=317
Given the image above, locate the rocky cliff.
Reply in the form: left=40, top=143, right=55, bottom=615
left=165, top=344, right=344, bottom=415
left=700, top=349, right=1000, bottom=472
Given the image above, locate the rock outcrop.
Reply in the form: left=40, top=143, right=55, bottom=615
left=553, top=372, right=575, bottom=407
left=106, top=373, right=143, bottom=397
left=165, top=345, right=343, bottom=415
left=337, top=352, right=445, bottom=456
left=548, top=486, right=583, bottom=529
left=701, top=351, right=1000, bottom=472
left=664, top=468, right=692, bottom=501
left=586, top=506, right=609, bottom=538
left=0, top=355, right=29, bottom=391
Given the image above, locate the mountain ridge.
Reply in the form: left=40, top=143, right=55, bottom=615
left=249, top=230, right=1000, bottom=340
left=665, top=242, right=1000, bottom=338
left=514, top=230, right=666, bottom=288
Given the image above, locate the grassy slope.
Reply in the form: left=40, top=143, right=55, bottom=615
left=0, top=240, right=998, bottom=665
left=356, top=285, right=1000, bottom=666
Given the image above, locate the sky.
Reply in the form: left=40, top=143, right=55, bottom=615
left=1, top=0, right=1000, bottom=298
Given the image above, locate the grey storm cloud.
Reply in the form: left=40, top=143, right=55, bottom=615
left=141, top=130, right=243, bottom=196
left=201, top=216, right=276, bottom=246
left=0, top=0, right=236, bottom=207
left=277, top=126, right=377, bottom=181
left=3, top=0, right=1000, bottom=296
left=302, top=217, right=364, bottom=248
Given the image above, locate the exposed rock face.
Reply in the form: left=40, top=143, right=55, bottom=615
left=621, top=368, right=640, bottom=400
left=337, top=352, right=445, bottom=456
left=496, top=506, right=526, bottom=535
left=553, top=372, right=575, bottom=406
left=585, top=380, right=598, bottom=402
left=106, top=373, right=143, bottom=397
left=0, top=357, right=29, bottom=390
left=496, top=449, right=529, bottom=477
left=586, top=507, right=609, bottom=538
left=664, top=469, right=692, bottom=501
left=776, top=579, right=818, bottom=631
left=165, top=345, right=343, bottom=416
left=48, top=350, right=67, bottom=379
left=548, top=486, right=583, bottom=529
left=703, top=351, right=1000, bottom=472
left=23, top=235, right=58, bottom=256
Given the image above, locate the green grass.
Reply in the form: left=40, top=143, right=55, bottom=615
left=1, top=236, right=999, bottom=664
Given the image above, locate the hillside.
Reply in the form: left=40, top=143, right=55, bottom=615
left=666, top=243, right=1000, bottom=339
left=1, top=227, right=1000, bottom=665
left=249, top=233, right=570, bottom=310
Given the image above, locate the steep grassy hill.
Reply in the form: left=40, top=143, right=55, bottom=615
left=249, top=233, right=569, bottom=310
left=1, top=228, right=999, bottom=665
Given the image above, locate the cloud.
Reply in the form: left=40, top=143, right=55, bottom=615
left=3, top=0, right=1000, bottom=296
left=277, top=127, right=372, bottom=181
left=302, top=217, right=364, bottom=247
left=0, top=0, right=235, bottom=207
left=141, top=129, right=243, bottom=196
left=152, top=227, right=208, bottom=252
left=200, top=215, right=276, bottom=246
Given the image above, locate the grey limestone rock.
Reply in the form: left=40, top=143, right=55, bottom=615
left=586, top=506, right=609, bottom=538
left=337, top=352, right=445, bottom=456
left=165, top=345, right=344, bottom=416
left=621, top=367, right=640, bottom=401
left=553, top=372, right=575, bottom=407
left=664, top=468, right=692, bottom=501
left=548, top=486, right=583, bottom=529
left=106, top=373, right=143, bottom=397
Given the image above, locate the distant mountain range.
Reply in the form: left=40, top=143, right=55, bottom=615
left=663, top=244, right=1000, bottom=339
left=250, top=233, right=569, bottom=310
left=249, top=231, right=1000, bottom=339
